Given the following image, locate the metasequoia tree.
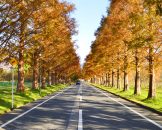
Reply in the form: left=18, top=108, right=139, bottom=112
left=0, top=0, right=80, bottom=92
left=30, top=0, right=76, bottom=89
left=30, top=0, right=80, bottom=89
left=83, top=0, right=162, bottom=99
left=143, top=1, right=162, bottom=98
left=0, top=0, right=44, bottom=92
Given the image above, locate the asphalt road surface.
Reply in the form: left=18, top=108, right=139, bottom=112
left=0, top=83, right=162, bottom=130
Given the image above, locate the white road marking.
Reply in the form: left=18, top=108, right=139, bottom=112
left=0, top=86, right=72, bottom=128
left=80, top=85, right=82, bottom=94
left=78, top=110, right=83, bottom=130
left=78, top=85, right=83, bottom=130
left=80, top=95, right=82, bottom=102
left=67, top=86, right=82, bottom=129
left=78, top=85, right=82, bottom=102
left=92, top=86, right=162, bottom=129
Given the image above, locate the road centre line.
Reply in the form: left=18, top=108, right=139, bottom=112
left=78, top=85, right=83, bottom=130
left=0, top=86, right=72, bottom=128
left=80, top=95, right=82, bottom=102
left=78, top=109, right=83, bottom=130
left=80, top=85, right=82, bottom=94
left=66, top=86, right=82, bottom=130
left=91, top=86, right=162, bottom=129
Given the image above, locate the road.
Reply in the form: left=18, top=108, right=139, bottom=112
left=0, top=83, right=162, bottom=130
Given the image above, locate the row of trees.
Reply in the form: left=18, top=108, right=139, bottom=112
left=83, top=0, right=162, bottom=98
left=0, top=0, right=81, bottom=92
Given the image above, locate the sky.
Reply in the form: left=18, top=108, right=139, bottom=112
left=66, top=0, right=110, bottom=65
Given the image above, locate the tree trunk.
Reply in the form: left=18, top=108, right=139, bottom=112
left=102, top=75, right=104, bottom=85
left=17, top=3, right=27, bottom=93
left=104, top=74, right=107, bottom=85
left=94, top=76, right=96, bottom=84
left=91, top=78, right=93, bottom=83
left=117, top=68, right=121, bottom=89
left=17, top=48, right=25, bottom=92
left=134, top=49, right=141, bottom=95
left=17, top=17, right=26, bottom=92
left=124, top=71, right=129, bottom=91
left=65, top=76, right=68, bottom=84
left=123, top=51, right=129, bottom=91
left=32, top=52, right=39, bottom=89
left=41, top=67, right=46, bottom=89
left=55, top=73, right=58, bottom=84
left=99, top=77, right=102, bottom=85
left=51, top=73, right=54, bottom=85
left=99, top=76, right=102, bottom=85
left=96, top=77, right=98, bottom=84
left=117, top=52, right=121, bottom=89
left=147, top=47, right=156, bottom=98
left=108, top=72, right=111, bottom=86
left=98, top=77, right=100, bottom=85
left=112, top=69, right=115, bottom=87
left=100, top=77, right=102, bottom=85
left=48, top=70, right=52, bottom=86
left=105, top=73, right=108, bottom=86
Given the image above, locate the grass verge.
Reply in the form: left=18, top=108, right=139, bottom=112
left=0, top=83, right=67, bottom=115
left=91, top=83, right=162, bottom=113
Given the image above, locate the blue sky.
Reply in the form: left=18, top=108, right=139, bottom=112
left=66, top=0, right=110, bottom=65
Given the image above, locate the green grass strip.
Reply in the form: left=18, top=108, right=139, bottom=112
left=91, top=83, right=162, bottom=113
left=0, top=83, right=68, bottom=115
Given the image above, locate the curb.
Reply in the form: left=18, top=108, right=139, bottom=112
left=92, top=84, right=162, bottom=116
